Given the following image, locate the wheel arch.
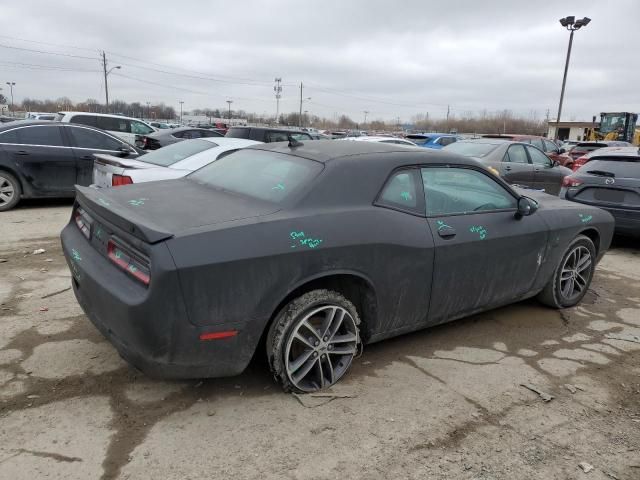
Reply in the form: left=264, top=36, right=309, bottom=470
left=0, top=164, right=27, bottom=199
left=265, top=270, right=379, bottom=343
left=579, top=227, right=600, bottom=255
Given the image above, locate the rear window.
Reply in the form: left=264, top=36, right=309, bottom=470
left=406, top=135, right=431, bottom=145
left=188, top=149, right=323, bottom=204
left=141, top=139, right=216, bottom=167
left=443, top=142, right=499, bottom=157
left=226, top=128, right=251, bottom=139
left=580, top=158, right=640, bottom=177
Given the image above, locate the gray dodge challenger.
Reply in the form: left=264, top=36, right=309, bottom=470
left=61, top=141, right=615, bottom=392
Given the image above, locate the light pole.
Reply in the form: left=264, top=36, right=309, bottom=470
left=226, top=100, right=233, bottom=123
left=554, top=15, right=591, bottom=140
left=5, top=82, right=15, bottom=116
left=179, top=101, right=184, bottom=123
left=274, top=78, right=282, bottom=125
left=363, top=110, right=369, bottom=128
left=146, top=102, right=151, bottom=121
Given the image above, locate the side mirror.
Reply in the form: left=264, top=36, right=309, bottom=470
left=117, top=146, right=132, bottom=157
left=515, top=196, right=537, bottom=219
left=552, top=159, right=560, bottom=167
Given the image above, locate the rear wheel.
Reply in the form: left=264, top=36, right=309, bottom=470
left=267, top=289, right=361, bottom=393
left=538, top=234, right=596, bottom=308
left=0, top=171, right=21, bottom=212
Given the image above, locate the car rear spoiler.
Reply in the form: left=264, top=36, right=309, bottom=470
left=75, top=186, right=174, bottom=244
left=93, top=153, right=152, bottom=170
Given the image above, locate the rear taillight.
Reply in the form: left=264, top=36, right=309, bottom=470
left=112, top=174, right=133, bottom=187
left=74, top=207, right=93, bottom=239
left=572, top=156, right=588, bottom=171
left=562, top=176, right=583, bottom=188
left=107, top=239, right=150, bottom=286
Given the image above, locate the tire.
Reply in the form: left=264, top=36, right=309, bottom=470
left=0, top=171, right=21, bottom=212
left=266, top=289, right=361, bottom=393
left=537, top=234, right=596, bottom=308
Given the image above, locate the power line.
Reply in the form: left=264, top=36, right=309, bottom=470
left=0, top=34, right=98, bottom=52
left=0, top=61, right=98, bottom=72
left=0, top=43, right=96, bottom=60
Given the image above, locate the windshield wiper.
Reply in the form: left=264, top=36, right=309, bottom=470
left=586, top=170, right=615, bottom=178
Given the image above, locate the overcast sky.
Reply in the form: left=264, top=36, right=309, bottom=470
left=1, top=0, right=638, bottom=122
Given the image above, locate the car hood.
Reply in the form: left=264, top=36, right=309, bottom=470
left=76, top=178, right=279, bottom=243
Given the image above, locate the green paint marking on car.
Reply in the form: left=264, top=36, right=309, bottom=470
left=272, top=183, right=285, bottom=191
left=98, top=198, right=110, bottom=207
left=469, top=225, right=487, bottom=240
left=95, top=227, right=104, bottom=240
left=289, top=231, right=323, bottom=249
left=115, top=250, right=123, bottom=259
left=578, top=213, right=593, bottom=223
left=400, top=191, right=412, bottom=201
left=128, top=198, right=148, bottom=206
left=128, top=264, right=138, bottom=273
left=436, top=220, right=452, bottom=231
left=71, top=248, right=82, bottom=262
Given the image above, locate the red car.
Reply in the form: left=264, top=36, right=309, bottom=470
left=481, top=134, right=566, bottom=165
left=560, top=141, right=632, bottom=170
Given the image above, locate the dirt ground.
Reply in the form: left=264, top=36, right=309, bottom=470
left=1, top=200, right=639, bottom=480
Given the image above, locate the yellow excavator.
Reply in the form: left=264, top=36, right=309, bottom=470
left=586, top=112, right=639, bottom=145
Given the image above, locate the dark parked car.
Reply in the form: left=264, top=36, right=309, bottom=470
left=0, top=121, right=142, bottom=211
left=563, top=141, right=632, bottom=170
left=61, top=141, right=613, bottom=393
left=136, top=127, right=223, bottom=150
left=482, top=134, right=565, bottom=164
left=560, top=146, right=640, bottom=236
left=226, top=126, right=313, bottom=142
left=443, top=139, right=572, bottom=195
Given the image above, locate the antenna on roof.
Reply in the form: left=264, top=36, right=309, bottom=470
left=288, top=136, right=304, bottom=148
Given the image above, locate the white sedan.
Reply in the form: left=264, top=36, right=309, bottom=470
left=92, top=137, right=260, bottom=187
left=340, top=135, right=418, bottom=147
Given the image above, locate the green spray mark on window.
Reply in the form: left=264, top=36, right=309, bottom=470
left=128, top=264, right=138, bottom=273
left=578, top=213, right=593, bottom=223
left=128, top=198, right=148, bottom=207
left=400, top=191, right=412, bottom=201
left=98, top=198, right=110, bottom=207
left=272, top=183, right=285, bottom=191
left=95, top=227, right=104, bottom=240
left=71, top=248, right=82, bottom=262
left=289, top=231, right=323, bottom=249
left=115, top=249, right=123, bottom=259
left=469, top=225, right=487, bottom=240
left=436, top=220, right=452, bottom=231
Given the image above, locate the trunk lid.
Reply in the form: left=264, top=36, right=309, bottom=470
left=76, top=178, right=279, bottom=244
left=93, top=153, right=159, bottom=188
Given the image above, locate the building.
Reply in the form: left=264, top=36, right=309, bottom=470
left=547, top=120, right=598, bottom=142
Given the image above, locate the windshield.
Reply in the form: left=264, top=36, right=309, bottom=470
left=141, top=139, right=216, bottom=167
left=443, top=142, right=499, bottom=157
left=599, top=114, right=627, bottom=134
left=188, top=149, right=323, bottom=204
left=406, top=135, right=431, bottom=145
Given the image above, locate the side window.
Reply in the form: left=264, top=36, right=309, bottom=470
left=290, top=133, right=312, bottom=141
left=17, top=126, right=65, bottom=146
left=188, top=130, right=203, bottom=139
left=96, top=116, right=131, bottom=133
left=543, top=140, right=558, bottom=153
left=439, top=137, right=456, bottom=146
left=172, top=131, right=184, bottom=138
left=266, top=131, right=290, bottom=142
left=527, top=146, right=553, bottom=167
left=69, top=115, right=97, bottom=128
left=421, top=167, right=516, bottom=216
left=504, top=144, right=529, bottom=163
left=67, top=126, right=123, bottom=151
left=201, top=130, right=219, bottom=138
left=130, top=120, right=154, bottom=135
left=530, top=138, right=544, bottom=150
left=377, top=170, right=419, bottom=211
left=0, top=129, right=19, bottom=143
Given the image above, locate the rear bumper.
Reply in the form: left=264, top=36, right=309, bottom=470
left=603, top=207, right=640, bottom=235
left=61, top=222, right=254, bottom=379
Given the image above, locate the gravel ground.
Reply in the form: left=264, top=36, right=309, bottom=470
left=1, top=200, right=639, bottom=480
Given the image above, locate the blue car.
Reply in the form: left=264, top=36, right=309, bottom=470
left=405, top=133, right=461, bottom=149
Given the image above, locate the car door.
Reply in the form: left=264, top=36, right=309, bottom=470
left=1, top=124, right=76, bottom=195
left=422, top=166, right=548, bottom=324
left=65, top=125, right=136, bottom=186
left=542, top=139, right=562, bottom=163
left=527, top=145, right=564, bottom=194
left=96, top=116, right=133, bottom=144
left=500, top=144, right=535, bottom=186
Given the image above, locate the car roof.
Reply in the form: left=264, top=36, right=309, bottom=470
left=587, top=146, right=640, bottom=158
left=229, top=126, right=307, bottom=134
left=0, top=120, right=74, bottom=130
left=246, top=138, right=481, bottom=164
left=57, top=111, right=151, bottom=123
left=454, top=138, right=519, bottom=146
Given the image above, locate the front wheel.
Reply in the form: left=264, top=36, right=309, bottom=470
left=266, top=289, right=361, bottom=393
left=0, top=171, right=21, bottom=212
left=538, top=234, right=596, bottom=308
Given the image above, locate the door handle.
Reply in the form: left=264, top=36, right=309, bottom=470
left=437, top=226, right=456, bottom=239
left=504, top=165, right=512, bottom=171
left=80, top=155, right=94, bottom=160
left=16, top=150, right=29, bottom=156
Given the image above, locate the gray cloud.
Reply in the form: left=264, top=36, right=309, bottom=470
left=1, top=0, right=638, bottom=121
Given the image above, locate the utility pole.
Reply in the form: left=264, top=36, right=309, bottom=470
left=226, top=100, right=233, bottom=123
left=146, top=102, right=150, bottom=121
left=299, top=82, right=303, bottom=128
left=5, top=82, right=15, bottom=116
left=179, top=101, right=184, bottom=123
left=446, top=105, right=450, bottom=132
left=101, top=51, right=121, bottom=113
left=363, top=110, right=369, bottom=127
left=274, top=78, right=282, bottom=125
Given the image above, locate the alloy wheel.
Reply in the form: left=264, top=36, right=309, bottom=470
left=559, top=245, right=592, bottom=301
left=284, top=305, right=358, bottom=392
left=0, top=175, right=14, bottom=207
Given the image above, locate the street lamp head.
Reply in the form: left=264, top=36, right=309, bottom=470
left=565, top=15, right=575, bottom=25
left=115, top=66, right=121, bottom=70
left=581, top=17, right=591, bottom=26
left=559, top=17, right=569, bottom=27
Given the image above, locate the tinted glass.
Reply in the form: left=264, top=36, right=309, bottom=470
left=422, top=167, right=516, bottom=216
left=378, top=170, right=418, bottom=209
left=0, top=128, right=19, bottom=143
left=530, top=138, right=544, bottom=150
left=16, top=126, right=65, bottom=146
left=290, top=133, right=313, bottom=141
left=226, top=127, right=251, bottom=139
left=188, top=149, right=323, bottom=204
left=68, top=126, right=123, bottom=151
left=130, top=120, right=154, bottom=135
left=266, top=131, right=290, bottom=142
left=140, top=139, right=216, bottom=167
left=171, top=131, right=184, bottom=138
left=543, top=140, right=558, bottom=153
left=505, top=145, right=528, bottom=163
left=406, top=135, right=430, bottom=145
left=444, top=142, right=498, bottom=157
left=201, top=130, right=222, bottom=137
left=69, top=114, right=97, bottom=127
left=527, top=146, right=552, bottom=166
left=580, top=158, right=640, bottom=176
left=438, top=136, right=456, bottom=146
left=96, top=116, right=130, bottom=133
